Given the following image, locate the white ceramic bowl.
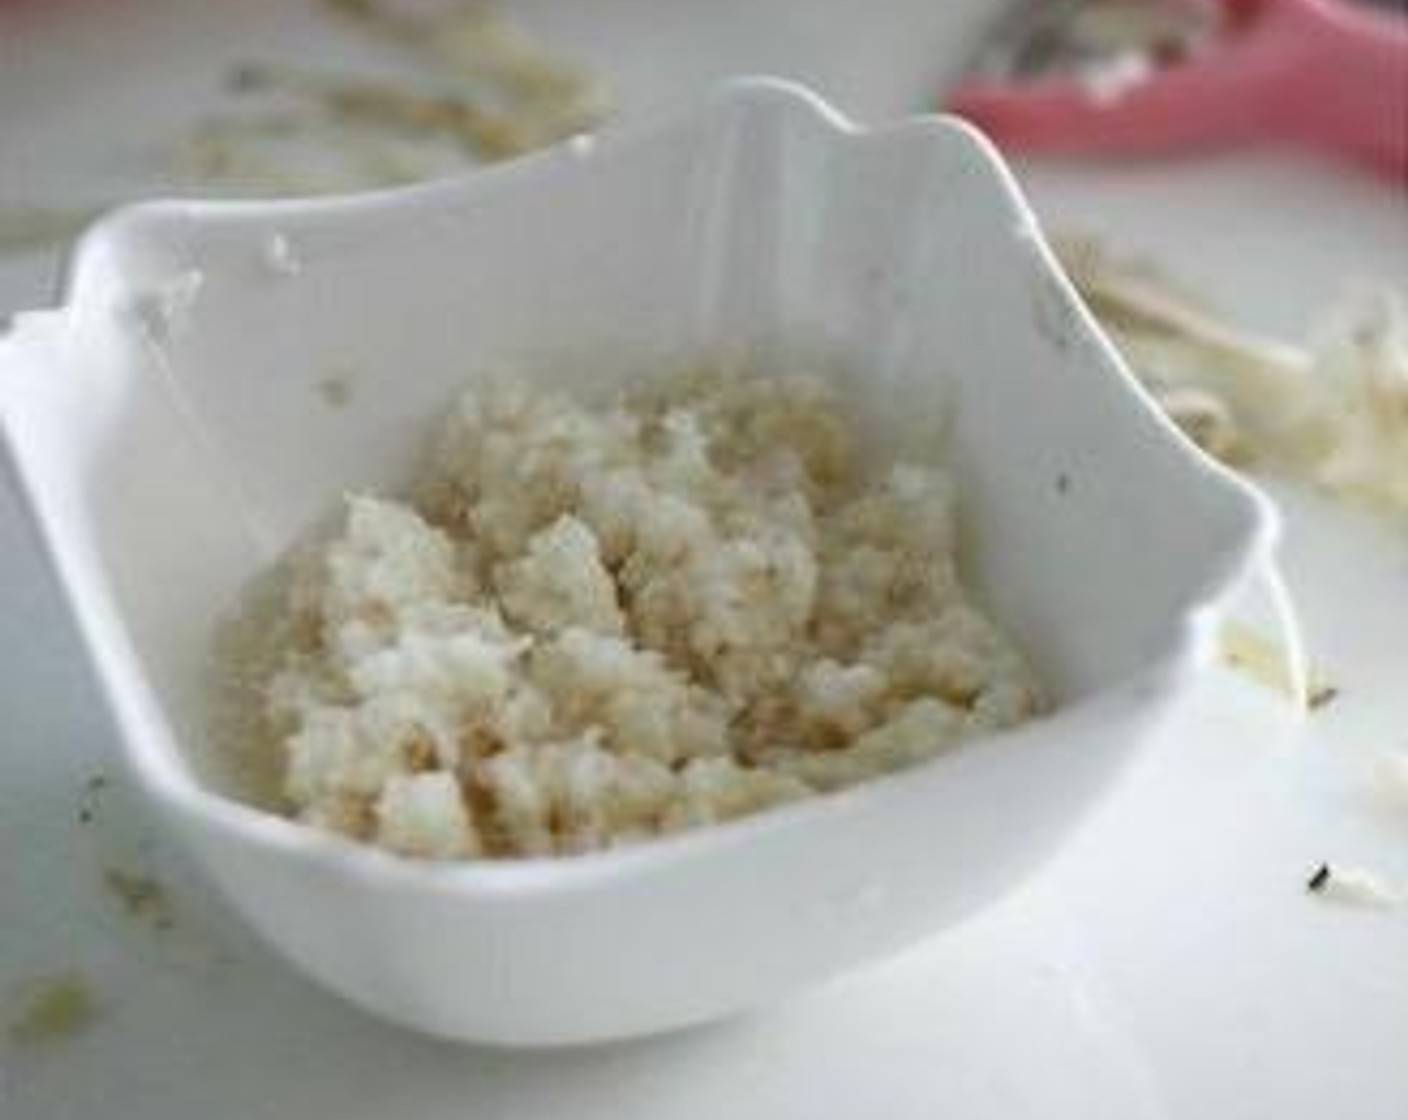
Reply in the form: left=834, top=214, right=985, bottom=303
left=0, top=79, right=1272, bottom=1047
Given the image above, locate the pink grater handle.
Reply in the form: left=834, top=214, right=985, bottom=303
left=948, top=0, right=1408, bottom=181
left=1266, top=0, right=1408, bottom=180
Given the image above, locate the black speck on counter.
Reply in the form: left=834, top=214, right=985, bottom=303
left=77, top=773, right=109, bottom=825
left=1308, top=683, right=1340, bottom=711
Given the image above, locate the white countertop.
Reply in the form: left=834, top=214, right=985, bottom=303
left=2, top=2, right=1405, bottom=1117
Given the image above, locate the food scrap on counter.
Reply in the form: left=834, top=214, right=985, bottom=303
left=6, top=971, right=100, bottom=1046
left=1306, top=863, right=1401, bottom=909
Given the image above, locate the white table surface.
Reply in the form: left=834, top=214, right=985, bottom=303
left=2, top=3, right=1405, bottom=1118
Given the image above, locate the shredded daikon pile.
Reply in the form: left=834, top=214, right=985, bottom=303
left=1058, top=236, right=1408, bottom=520
left=8, top=4, right=613, bottom=256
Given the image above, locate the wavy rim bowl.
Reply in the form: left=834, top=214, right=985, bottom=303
left=0, top=79, right=1276, bottom=1038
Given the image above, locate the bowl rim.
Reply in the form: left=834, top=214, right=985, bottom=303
left=0, top=76, right=1278, bottom=895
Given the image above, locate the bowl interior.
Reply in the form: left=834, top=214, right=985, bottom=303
left=2, top=81, right=1264, bottom=802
